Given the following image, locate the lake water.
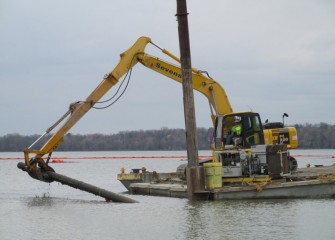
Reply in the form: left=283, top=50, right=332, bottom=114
left=1, top=149, right=335, bottom=240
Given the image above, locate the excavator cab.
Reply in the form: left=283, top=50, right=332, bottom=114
left=212, top=112, right=265, bottom=150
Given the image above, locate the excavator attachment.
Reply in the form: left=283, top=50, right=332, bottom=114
left=17, top=158, right=55, bottom=183
left=20, top=143, right=138, bottom=202
left=17, top=162, right=137, bottom=203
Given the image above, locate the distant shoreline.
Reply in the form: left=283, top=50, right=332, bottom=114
left=0, top=123, right=334, bottom=151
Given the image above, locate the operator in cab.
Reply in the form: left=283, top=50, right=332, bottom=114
left=225, top=117, right=243, bottom=146
left=231, top=121, right=242, bottom=136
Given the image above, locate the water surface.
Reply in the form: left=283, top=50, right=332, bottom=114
left=1, top=150, right=334, bottom=240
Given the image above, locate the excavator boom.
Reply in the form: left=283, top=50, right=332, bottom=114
left=138, top=53, right=233, bottom=122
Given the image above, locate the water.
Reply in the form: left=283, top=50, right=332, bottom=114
left=1, top=150, right=335, bottom=240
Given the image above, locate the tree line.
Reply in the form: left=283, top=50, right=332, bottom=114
left=0, top=123, right=334, bottom=152
left=294, top=123, right=335, bottom=149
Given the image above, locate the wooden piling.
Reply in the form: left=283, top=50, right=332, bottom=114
left=176, top=0, right=204, bottom=200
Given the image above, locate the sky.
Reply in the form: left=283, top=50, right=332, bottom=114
left=1, top=0, right=334, bottom=136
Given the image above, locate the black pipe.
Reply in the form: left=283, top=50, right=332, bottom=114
left=17, top=162, right=137, bottom=203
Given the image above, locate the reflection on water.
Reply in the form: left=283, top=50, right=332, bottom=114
left=1, top=150, right=335, bottom=240
left=183, top=200, right=293, bottom=240
left=183, top=199, right=335, bottom=240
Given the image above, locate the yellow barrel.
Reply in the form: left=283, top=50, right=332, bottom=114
left=203, top=162, right=222, bottom=189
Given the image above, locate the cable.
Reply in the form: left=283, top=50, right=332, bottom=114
left=199, top=70, right=213, bottom=80
left=92, top=67, right=133, bottom=109
left=89, top=53, right=140, bottom=110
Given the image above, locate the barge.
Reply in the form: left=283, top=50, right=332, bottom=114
left=117, top=165, right=335, bottom=200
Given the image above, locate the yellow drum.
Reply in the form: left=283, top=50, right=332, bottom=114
left=203, top=162, right=222, bottom=189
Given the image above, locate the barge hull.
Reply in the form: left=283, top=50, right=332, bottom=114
left=129, top=180, right=335, bottom=200
left=212, top=180, right=335, bottom=200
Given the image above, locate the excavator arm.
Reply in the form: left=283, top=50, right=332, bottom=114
left=23, top=36, right=233, bottom=181
left=23, top=36, right=152, bottom=180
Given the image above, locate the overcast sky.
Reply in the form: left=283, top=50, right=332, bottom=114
left=1, top=0, right=334, bottom=136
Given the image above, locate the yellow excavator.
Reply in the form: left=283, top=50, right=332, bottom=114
left=21, top=36, right=298, bottom=183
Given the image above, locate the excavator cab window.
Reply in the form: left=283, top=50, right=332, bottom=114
left=224, top=116, right=242, bottom=146
left=242, top=113, right=264, bottom=147
left=212, top=115, right=241, bottom=149
left=213, top=113, right=265, bottom=149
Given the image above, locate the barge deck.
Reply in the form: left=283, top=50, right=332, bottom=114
left=119, top=165, right=335, bottom=200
